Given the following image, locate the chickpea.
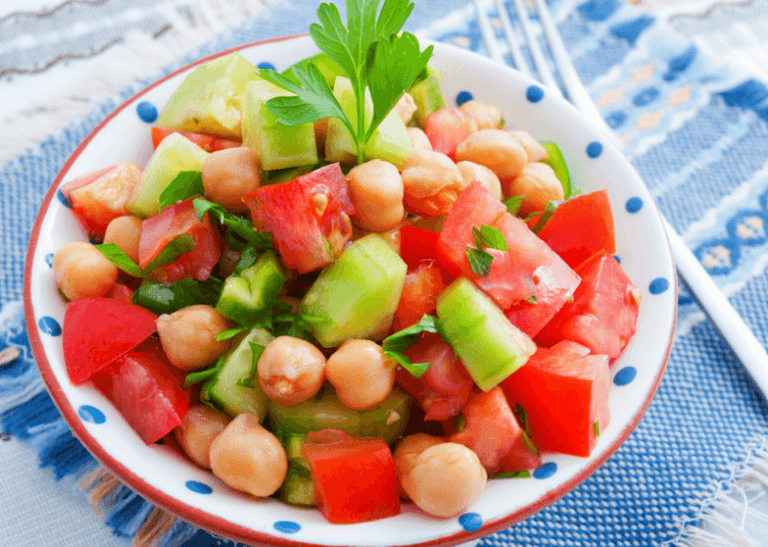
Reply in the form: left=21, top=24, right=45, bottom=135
left=456, top=161, right=502, bottom=200
left=393, top=434, right=443, bottom=498
left=401, top=150, right=467, bottom=217
left=400, top=442, right=487, bottom=518
left=508, top=130, right=548, bottom=163
left=505, top=162, right=564, bottom=216
left=257, top=336, right=326, bottom=406
left=174, top=405, right=230, bottom=469
left=395, top=92, right=418, bottom=125
left=156, top=305, right=230, bottom=371
left=52, top=241, right=118, bottom=300
left=459, top=100, right=503, bottom=130
left=347, top=160, right=405, bottom=232
left=103, top=215, right=142, bottom=264
left=325, top=339, right=396, bottom=411
left=407, top=127, right=433, bottom=152
left=209, top=413, right=287, bottom=498
left=202, top=147, right=260, bottom=211
left=454, top=129, right=528, bottom=180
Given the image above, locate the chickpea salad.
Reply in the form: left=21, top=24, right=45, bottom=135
left=53, top=0, right=641, bottom=526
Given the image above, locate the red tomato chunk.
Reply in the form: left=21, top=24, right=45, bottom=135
left=502, top=341, right=610, bottom=458
left=62, top=297, right=158, bottom=384
left=393, top=262, right=447, bottom=331
left=150, top=126, right=241, bottom=153
left=302, top=429, right=400, bottom=524
left=425, top=108, right=477, bottom=161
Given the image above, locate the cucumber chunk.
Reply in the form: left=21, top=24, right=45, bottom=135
left=408, top=63, right=446, bottom=128
left=215, top=251, right=285, bottom=326
left=437, top=277, right=537, bottom=391
left=200, top=327, right=272, bottom=420
left=299, top=234, right=407, bottom=347
left=277, top=433, right=316, bottom=507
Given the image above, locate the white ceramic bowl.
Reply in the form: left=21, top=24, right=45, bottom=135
left=24, top=35, right=676, bottom=547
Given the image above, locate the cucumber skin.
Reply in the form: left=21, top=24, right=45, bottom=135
left=215, top=251, right=285, bottom=326
left=437, top=277, right=537, bottom=391
left=299, top=234, right=407, bottom=348
left=408, top=64, right=446, bottom=129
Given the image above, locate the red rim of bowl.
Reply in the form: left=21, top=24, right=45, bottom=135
left=23, top=34, right=677, bottom=547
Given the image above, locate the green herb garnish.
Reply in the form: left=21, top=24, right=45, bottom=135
left=215, top=327, right=248, bottom=341
left=236, top=341, right=266, bottom=388
left=530, top=201, right=559, bottom=234
left=260, top=0, right=433, bottom=164
left=514, top=402, right=530, bottom=435
left=472, top=225, right=507, bottom=253
left=454, top=413, right=466, bottom=432
left=193, top=198, right=273, bottom=250
left=96, top=234, right=196, bottom=278
left=158, top=170, right=205, bottom=211
left=503, top=195, right=524, bottom=216
left=382, top=314, right=441, bottom=377
left=594, top=420, right=600, bottom=438
left=183, top=355, right=224, bottom=388
left=465, top=247, right=494, bottom=277
left=491, top=470, right=531, bottom=479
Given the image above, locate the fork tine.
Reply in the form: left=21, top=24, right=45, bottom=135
left=494, top=0, right=532, bottom=78
left=510, top=0, right=563, bottom=97
left=473, top=0, right=506, bottom=64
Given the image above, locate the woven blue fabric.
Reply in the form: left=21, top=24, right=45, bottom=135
left=3, top=0, right=768, bottom=546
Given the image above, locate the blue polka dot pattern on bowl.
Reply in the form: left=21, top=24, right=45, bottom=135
left=625, top=197, right=643, bottom=213
left=45, top=253, right=54, bottom=268
left=458, top=512, right=483, bottom=532
left=614, top=366, right=637, bottom=386
left=649, top=277, right=670, bottom=295
left=186, top=481, right=213, bottom=494
left=38, top=316, right=62, bottom=336
left=257, top=61, right=276, bottom=70
left=456, top=90, right=473, bottom=106
left=613, top=254, right=621, bottom=264
left=533, top=462, right=557, bottom=479
left=78, top=405, right=106, bottom=424
left=273, top=521, right=301, bottom=534
left=57, top=189, right=72, bottom=208
left=586, top=141, right=603, bottom=158
left=136, top=101, right=158, bottom=123
left=526, top=85, right=544, bottom=103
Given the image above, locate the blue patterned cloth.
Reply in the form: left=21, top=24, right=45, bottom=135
left=3, top=0, right=768, bottom=545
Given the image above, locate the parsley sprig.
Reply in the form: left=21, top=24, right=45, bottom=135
left=260, top=0, right=433, bottom=164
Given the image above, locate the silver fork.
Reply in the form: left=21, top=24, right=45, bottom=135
left=474, top=0, right=768, bottom=400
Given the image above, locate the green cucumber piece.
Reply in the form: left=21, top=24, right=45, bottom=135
left=436, top=277, right=537, bottom=391
left=408, top=63, right=445, bottom=128
left=540, top=141, right=572, bottom=198
left=200, top=327, right=272, bottom=420
left=299, top=234, right=407, bottom=347
left=268, top=385, right=411, bottom=445
left=241, top=80, right=318, bottom=171
left=282, top=53, right=345, bottom=87
left=156, top=52, right=261, bottom=139
left=215, top=251, right=285, bottom=327
left=126, top=132, right=209, bottom=218
left=277, top=433, right=316, bottom=506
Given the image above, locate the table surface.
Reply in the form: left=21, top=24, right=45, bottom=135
left=2, top=0, right=768, bottom=546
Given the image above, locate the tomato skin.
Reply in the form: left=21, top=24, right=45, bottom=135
left=398, top=225, right=441, bottom=269
left=150, top=126, right=241, bottom=153
left=138, top=198, right=221, bottom=282
left=302, top=429, right=400, bottom=524
left=92, top=338, right=190, bottom=445
left=532, top=190, right=616, bottom=269
left=536, top=251, right=639, bottom=359
left=502, top=341, right=611, bottom=457
left=393, top=262, right=447, bottom=331
left=448, top=387, right=540, bottom=474
left=424, top=108, right=477, bottom=161
left=243, top=163, right=355, bottom=273
left=106, top=283, right=134, bottom=302
left=62, top=297, right=158, bottom=384
left=396, top=333, right=474, bottom=421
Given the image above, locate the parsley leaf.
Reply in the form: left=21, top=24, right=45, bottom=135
left=466, top=247, right=494, bottom=277
left=158, top=171, right=204, bottom=211
left=382, top=314, right=441, bottom=377
left=472, top=225, right=507, bottom=252
left=491, top=470, right=531, bottom=479
left=96, top=234, right=196, bottom=278
left=96, top=243, right=143, bottom=277
left=594, top=420, right=600, bottom=438
left=183, top=355, right=224, bottom=388
left=215, top=327, right=248, bottom=341
left=193, top=198, right=273, bottom=250
left=503, top=195, right=524, bottom=216
left=531, top=201, right=559, bottom=234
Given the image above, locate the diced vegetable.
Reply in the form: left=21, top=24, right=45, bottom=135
left=302, top=429, right=400, bottom=524
left=408, top=64, right=446, bottom=128
left=536, top=251, right=640, bottom=359
left=63, top=297, right=158, bottom=384
left=398, top=224, right=441, bottom=270
left=277, top=433, right=317, bottom=506
left=540, top=141, right=572, bottom=198
left=393, top=261, right=447, bottom=331
left=215, top=251, right=285, bottom=326
left=425, top=108, right=477, bottom=161
left=502, top=341, right=611, bottom=457
left=436, top=277, right=536, bottom=391
left=243, top=163, right=355, bottom=274
left=299, top=234, right=407, bottom=347
left=131, top=277, right=223, bottom=315
left=150, top=127, right=241, bottom=153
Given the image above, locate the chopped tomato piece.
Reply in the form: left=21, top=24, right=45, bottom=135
left=138, top=198, right=221, bottom=282
left=448, top=387, right=540, bottom=474
left=150, top=126, right=241, bottom=153
left=62, top=297, right=158, bottom=384
left=396, top=332, right=474, bottom=421
left=398, top=225, right=441, bottom=269
left=106, top=283, right=134, bottom=302
left=424, top=108, right=477, bottom=161
left=531, top=190, right=616, bottom=269
left=536, top=251, right=640, bottom=358
left=92, top=338, right=190, bottom=444
left=302, top=429, right=400, bottom=524
left=393, top=262, right=447, bottom=331
left=243, top=163, right=355, bottom=273
left=61, top=160, right=142, bottom=239
left=502, top=341, right=611, bottom=457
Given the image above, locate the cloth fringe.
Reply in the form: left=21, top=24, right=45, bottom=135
left=671, top=439, right=768, bottom=547
left=0, top=0, right=280, bottom=168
